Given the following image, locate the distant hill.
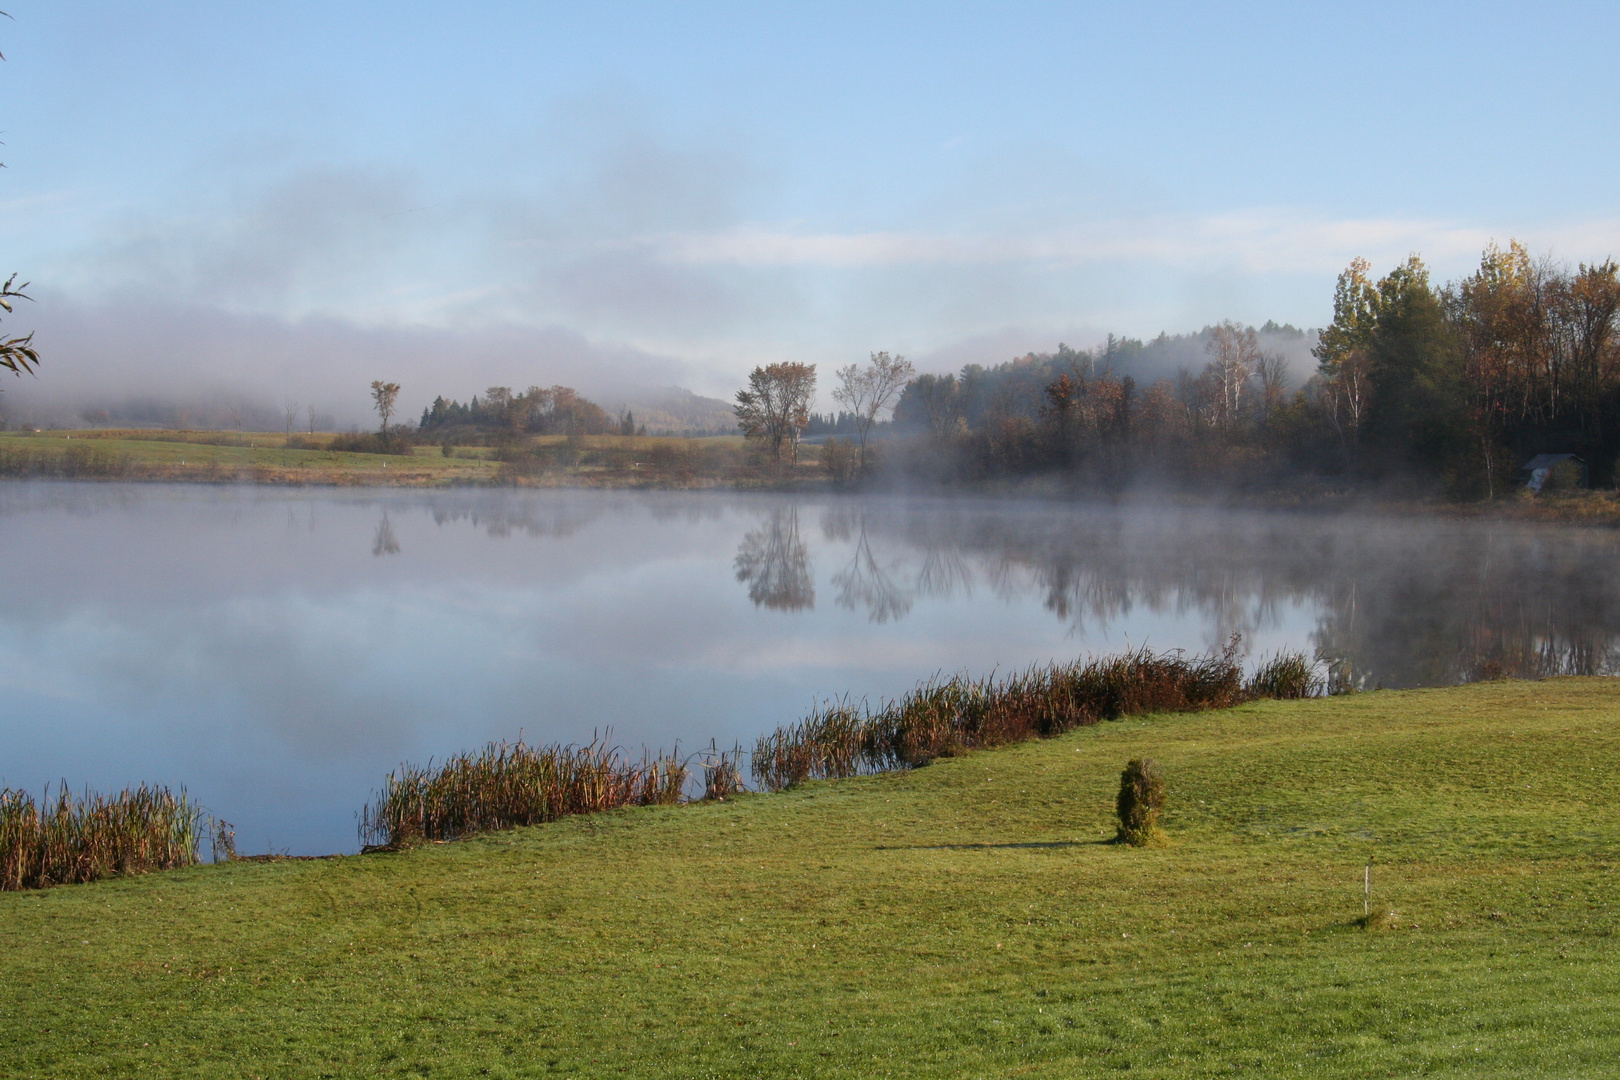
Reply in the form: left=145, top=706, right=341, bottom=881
left=601, top=385, right=737, bottom=435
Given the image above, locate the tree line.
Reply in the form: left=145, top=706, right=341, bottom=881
left=416, top=385, right=618, bottom=440
left=733, top=353, right=915, bottom=479
left=1316, top=243, right=1620, bottom=494
left=733, top=243, right=1618, bottom=495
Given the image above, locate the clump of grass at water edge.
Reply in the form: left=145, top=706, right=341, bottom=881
left=358, top=738, right=688, bottom=848
left=0, top=782, right=206, bottom=890
left=752, top=641, right=1322, bottom=791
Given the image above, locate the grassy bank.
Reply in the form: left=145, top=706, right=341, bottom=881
left=2, top=678, right=1617, bottom=1077
left=0, top=429, right=816, bottom=488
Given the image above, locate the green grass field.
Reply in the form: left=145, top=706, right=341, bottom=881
left=0, top=430, right=500, bottom=484
left=2, top=679, right=1617, bottom=1078
left=0, top=430, right=776, bottom=487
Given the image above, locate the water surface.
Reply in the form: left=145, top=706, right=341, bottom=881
left=1, top=483, right=1614, bottom=854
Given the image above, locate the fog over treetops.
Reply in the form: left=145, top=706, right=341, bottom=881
left=1, top=6, right=1614, bottom=428
left=0, top=292, right=1317, bottom=433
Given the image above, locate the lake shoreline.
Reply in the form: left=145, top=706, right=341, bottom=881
left=5, top=429, right=1620, bottom=525
left=3, top=482, right=1614, bottom=852
left=4, top=680, right=1617, bottom=1076
left=5, top=460, right=1618, bottom=530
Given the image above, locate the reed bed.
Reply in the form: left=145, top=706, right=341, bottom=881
left=0, top=783, right=203, bottom=891
left=753, top=643, right=1316, bottom=792
left=359, top=739, right=687, bottom=847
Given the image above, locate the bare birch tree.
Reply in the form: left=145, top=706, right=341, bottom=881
left=1204, top=322, right=1260, bottom=431
left=1256, top=353, right=1289, bottom=418
left=1314, top=258, right=1379, bottom=458
left=832, top=351, right=915, bottom=472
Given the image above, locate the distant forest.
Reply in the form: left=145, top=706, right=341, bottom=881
left=804, top=411, right=865, bottom=437
left=415, top=384, right=740, bottom=440
left=417, top=386, right=621, bottom=439
left=892, top=322, right=1311, bottom=436
left=880, top=244, right=1620, bottom=495
left=31, top=240, right=1618, bottom=503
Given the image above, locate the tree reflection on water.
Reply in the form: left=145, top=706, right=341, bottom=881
left=746, top=500, right=1620, bottom=689
left=371, top=514, right=400, bottom=556
left=823, top=508, right=913, bottom=624
left=733, top=507, right=814, bottom=611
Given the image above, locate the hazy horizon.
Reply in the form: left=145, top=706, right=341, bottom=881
left=2, top=4, right=1617, bottom=424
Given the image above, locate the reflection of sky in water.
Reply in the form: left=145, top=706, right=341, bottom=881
left=0, top=483, right=1615, bottom=854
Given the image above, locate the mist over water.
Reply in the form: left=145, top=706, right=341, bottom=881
left=0, top=483, right=1614, bottom=854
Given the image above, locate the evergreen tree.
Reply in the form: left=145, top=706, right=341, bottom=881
left=1362, top=257, right=1465, bottom=472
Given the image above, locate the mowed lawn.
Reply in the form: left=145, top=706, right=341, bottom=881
left=2, top=679, right=1617, bottom=1078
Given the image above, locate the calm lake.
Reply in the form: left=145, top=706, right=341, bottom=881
left=1, top=482, right=1616, bottom=854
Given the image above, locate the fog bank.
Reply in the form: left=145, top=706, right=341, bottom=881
left=0, top=295, right=702, bottom=429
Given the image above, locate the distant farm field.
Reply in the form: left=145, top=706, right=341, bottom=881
left=2, top=678, right=1617, bottom=1077
left=0, top=430, right=773, bottom=487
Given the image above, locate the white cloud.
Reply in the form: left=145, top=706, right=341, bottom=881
left=19, top=86, right=1620, bottom=417
left=651, top=227, right=974, bottom=268
left=641, top=209, right=1610, bottom=277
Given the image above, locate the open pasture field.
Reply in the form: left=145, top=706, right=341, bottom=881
left=0, top=429, right=498, bottom=485
left=0, top=430, right=767, bottom=487
left=1, top=679, right=1618, bottom=1078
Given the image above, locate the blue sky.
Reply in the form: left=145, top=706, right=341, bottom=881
left=2, top=1, right=1618, bottom=417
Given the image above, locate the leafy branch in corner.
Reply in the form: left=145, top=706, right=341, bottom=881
left=0, top=273, right=37, bottom=379
left=0, top=13, right=37, bottom=385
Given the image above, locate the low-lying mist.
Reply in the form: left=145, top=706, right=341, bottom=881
left=0, top=295, right=709, bottom=431
left=1, top=485, right=1612, bottom=853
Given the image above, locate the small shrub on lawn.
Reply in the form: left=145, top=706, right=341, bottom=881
left=1116, top=758, right=1166, bottom=846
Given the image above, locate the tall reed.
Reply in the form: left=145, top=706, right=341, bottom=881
left=0, top=782, right=204, bottom=891
left=359, top=739, right=688, bottom=847
left=699, top=743, right=746, bottom=801
left=752, top=697, right=871, bottom=791
left=1246, top=650, right=1323, bottom=700
left=753, top=642, right=1314, bottom=791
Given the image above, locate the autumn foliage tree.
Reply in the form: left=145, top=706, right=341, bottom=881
left=370, top=380, right=401, bottom=433
left=1313, top=257, right=1379, bottom=462
left=806, top=242, right=1620, bottom=497
left=417, top=386, right=615, bottom=439
left=1445, top=242, right=1620, bottom=494
left=734, top=362, right=817, bottom=466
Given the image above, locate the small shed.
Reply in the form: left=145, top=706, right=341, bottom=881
left=1521, top=453, right=1588, bottom=493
